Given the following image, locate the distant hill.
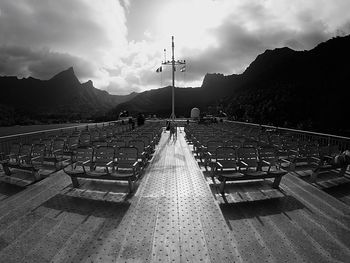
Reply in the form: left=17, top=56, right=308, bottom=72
left=112, top=73, right=239, bottom=118
left=113, top=35, right=350, bottom=135
left=0, top=67, right=137, bottom=125
left=223, top=35, right=350, bottom=135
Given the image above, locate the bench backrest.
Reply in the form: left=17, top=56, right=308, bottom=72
left=224, top=139, right=242, bottom=149
left=137, top=136, right=151, bottom=148
left=93, top=146, right=115, bottom=166
left=109, top=139, right=126, bottom=148
left=75, top=147, right=94, bottom=164
left=31, top=144, right=46, bottom=162
left=116, top=147, right=138, bottom=167
left=258, top=147, right=279, bottom=165
left=121, top=135, right=133, bottom=145
left=66, top=136, right=79, bottom=149
left=128, top=140, right=145, bottom=155
left=206, top=140, right=224, bottom=153
left=79, top=134, right=91, bottom=147
left=9, top=143, right=21, bottom=157
left=90, top=130, right=100, bottom=142
left=20, top=144, right=33, bottom=159
left=237, top=147, right=259, bottom=167
left=52, top=139, right=65, bottom=152
left=215, top=146, right=238, bottom=169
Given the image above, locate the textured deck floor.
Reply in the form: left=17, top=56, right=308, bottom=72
left=0, top=131, right=349, bottom=262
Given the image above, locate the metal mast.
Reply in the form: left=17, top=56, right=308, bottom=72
left=161, top=36, right=186, bottom=121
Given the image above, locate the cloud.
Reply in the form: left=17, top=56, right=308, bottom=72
left=0, top=45, right=95, bottom=79
left=0, top=0, right=349, bottom=95
left=177, top=0, right=350, bottom=83
left=0, top=0, right=128, bottom=90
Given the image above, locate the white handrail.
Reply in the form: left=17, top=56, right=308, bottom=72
left=0, top=121, right=118, bottom=140
left=225, top=120, right=350, bottom=140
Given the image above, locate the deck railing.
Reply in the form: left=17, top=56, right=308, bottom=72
left=224, top=120, right=350, bottom=151
left=0, top=120, right=129, bottom=156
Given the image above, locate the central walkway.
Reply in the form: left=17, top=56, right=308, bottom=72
left=111, top=130, right=239, bottom=262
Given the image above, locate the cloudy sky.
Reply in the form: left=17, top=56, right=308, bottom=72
left=0, top=0, right=349, bottom=94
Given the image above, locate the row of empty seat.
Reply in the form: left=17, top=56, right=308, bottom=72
left=185, top=122, right=349, bottom=195
left=0, top=122, right=163, bottom=191
left=63, top=122, right=163, bottom=192
left=0, top=123, right=132, bottom=176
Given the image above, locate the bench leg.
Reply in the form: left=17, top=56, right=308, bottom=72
left=210, top=167, right=216, bottom=184
left=219, top=179, right=226, bottom=195
left=310, top=169, right=319, bottom=183
left=128, top=178, right=134, bottom=193
left=71, top=176, right=79, bottom=188
left=210, top=165, right=216, bottom=185
left=289, top=162, right=296, bottom=171
left=272, top=176, right=282, bottom=189
left=32, top=169, right=41, bottom=181
left=339, top=165, right=347, bottom=176
left=2, top=164, right=12, bottom=176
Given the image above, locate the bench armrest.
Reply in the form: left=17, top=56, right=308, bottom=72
left=239, top=161, right=248, bottom=167
left=31, top=156, right=42, bottom=161
left=216, top=161, right=223, bottom=169
left=323, top=155, right=333, bottom=161
left=280, top=158, right=291, bottom=164
left=78, top=160, right=91, bottom=172
left=132, top=161, right=139, bottom=175
left=132, top=161, right=139, bottom=168
left=309, top=156, right=321, bottom=162
left=82, top=160, right=91, bottom=165
left=106, top=161, right=113, bottom=167
left=262, top=160, right=271, bottom=166
left=104, top=161, right=114, bottom=173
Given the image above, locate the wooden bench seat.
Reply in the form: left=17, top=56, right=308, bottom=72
left=64, top=146, right=140, bottom=193
left=1, top=143, right=45, bottom=181
left=213, top=147, right=287, bottom=196
left=310, top=150, right=349, bottom=183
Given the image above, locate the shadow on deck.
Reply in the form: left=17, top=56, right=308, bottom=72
left=38, top=194, right=131, bottom=219
left=0, top=182, right=24, bottom=201
left=221, top=195, right=307, bottom=223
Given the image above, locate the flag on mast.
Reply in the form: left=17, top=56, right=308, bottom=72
left=156, top=66, right=162, bottom=73
left=180, top=65, right=186, bottom=72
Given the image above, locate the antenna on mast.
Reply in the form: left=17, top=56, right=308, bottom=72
left=161, top=36, right=186, bottom=121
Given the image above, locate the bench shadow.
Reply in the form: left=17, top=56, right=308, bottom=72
left=0, top=181, right=24, bottom=200
left=322, top=181, right=350, bottom=205
left=37, top=193, right=131, bottom=219
left=295, top=169, right=350, bottom=200
left=220, top=195, right=306, bottom=229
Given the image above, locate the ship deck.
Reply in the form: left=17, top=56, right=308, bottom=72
left=0, top=130, right=349, bottom=262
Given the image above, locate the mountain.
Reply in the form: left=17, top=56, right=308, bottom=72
left=224, top=35, right=350, bottom=134
left=112, top=35, right=350, bottom=135
left=0, top=67, right=137, bottom=124
left=112, top=73, right=240, bottom=118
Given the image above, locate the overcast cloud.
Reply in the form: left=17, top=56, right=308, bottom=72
left=0, top=0, right=349, bottom=94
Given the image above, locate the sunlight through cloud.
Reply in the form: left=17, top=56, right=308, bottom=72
left=0, top=0, right=349, bottom=94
